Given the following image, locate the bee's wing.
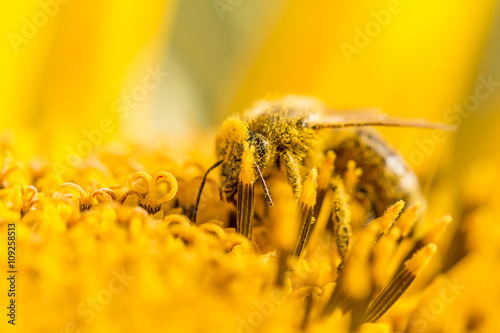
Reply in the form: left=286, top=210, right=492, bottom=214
left=306, top=109, right=456, bottom=131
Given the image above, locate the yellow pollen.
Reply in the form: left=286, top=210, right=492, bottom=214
left=299, top=168, right=318, bottom=208
left=404, top=243, right=437, bottom=275
left=375, top=200, right=405, bottom=234
left=423, top=215, right=453, bottom=244
left=395, top=202, right=421, bottom=237
left=318, top=150, right=336, bottom=189
left=239, top=142, right=256, bottom=184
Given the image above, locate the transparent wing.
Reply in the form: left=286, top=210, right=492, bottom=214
left=306, top=109, right=456, bottom=131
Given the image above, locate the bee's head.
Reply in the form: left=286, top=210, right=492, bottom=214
left=215, top=117, right=272, bottom=203
left=215, top=117, right=249, bottom=202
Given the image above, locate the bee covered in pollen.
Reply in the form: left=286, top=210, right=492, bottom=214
left=192, top=95, right=452, bottom=268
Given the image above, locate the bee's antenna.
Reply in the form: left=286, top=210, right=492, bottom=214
left=254, top=162, right=274, bottom=207
left=192, top=159, right=223, bottom=222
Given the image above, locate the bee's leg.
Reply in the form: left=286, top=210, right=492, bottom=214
left=279, top=151, right=302, bottom=197
left=331, top=180, right=352, bottom=272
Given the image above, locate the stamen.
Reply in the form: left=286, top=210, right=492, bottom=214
left=342, top=222, right=378, bottom=300
left=154, top=171, right=178, bottom=204
left=396, top=215, right=452, bottom=272
left=91, top=189, right=116, bottom=204
left=346, top=223, right=380, bottom=330
left=307, top=151, right=335, bottom=253
left=129, top=171, right=152, bottom=194
left=321, top=222, right=379, bottom=323
left=52, top=183, right=92, bottom=211
left=314, top=151, right=336, bottom=218
left=236, top=142, right=256, bottom=239
left=394, top=202, right=421, bottom=238
left=164, top=214, right=192, bottom=228
left=52, top=183, right=86, bottom=199
left=422, top=215, right=452, bottom=244
left=372, top=226, right=402, bottom=289
left=372, top=200, right=405, bottom=235
left=270, top=182, right=298, bottom=287
left=120, top=190, right=142, bottom=205
left=21, top=185, right=38, bottom=217
left=294, top=168, right=318, bottom=257
left=344, top=160, right=362, bottom=194
left=362, top=243, right=437, bottom=323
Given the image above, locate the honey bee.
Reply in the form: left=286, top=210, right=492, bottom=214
left=192, top=96, right=451, bottom=256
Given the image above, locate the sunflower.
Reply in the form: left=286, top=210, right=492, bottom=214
left=1, top=1, right=499, bottom=332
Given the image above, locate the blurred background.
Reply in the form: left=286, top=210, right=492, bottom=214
left=0, top=0, right=499, bottom=205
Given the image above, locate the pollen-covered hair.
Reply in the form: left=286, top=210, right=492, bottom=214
left=215, top=116, right=249, bottom=160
